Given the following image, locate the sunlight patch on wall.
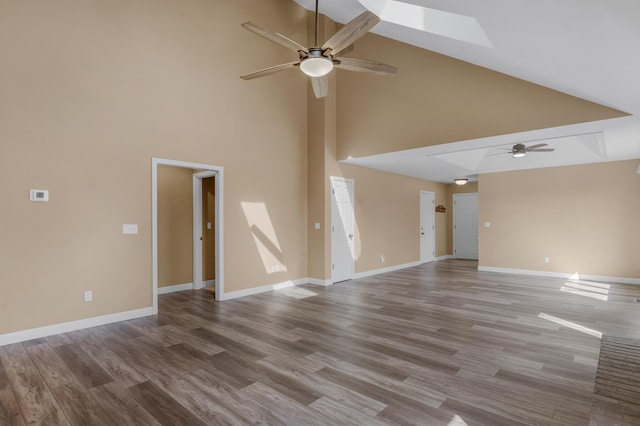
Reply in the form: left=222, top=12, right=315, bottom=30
left=538, top=312, right=602, bottom=339
left=241, top=201, right=288, bottom=274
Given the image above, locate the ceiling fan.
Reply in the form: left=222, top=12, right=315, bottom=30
left=499, top=143, right=555, bottom=158
left=240, top=0, right=397, bottom=98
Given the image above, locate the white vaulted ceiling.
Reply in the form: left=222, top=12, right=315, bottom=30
left=293, top=0, right=640, bottom=182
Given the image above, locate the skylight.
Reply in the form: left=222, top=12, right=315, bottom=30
left=358, top=0, right=493, bottom=48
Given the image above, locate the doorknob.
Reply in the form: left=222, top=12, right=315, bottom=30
left=349, top=234, right=354, bottom=239
left=421, top=232, right=424, bottom=235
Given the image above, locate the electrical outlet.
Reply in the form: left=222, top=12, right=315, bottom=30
left=544, top=256, right=550, bottom=264
left=84, top=291, right=93, bottom=302
left=380, top=255, right=385, bottom=263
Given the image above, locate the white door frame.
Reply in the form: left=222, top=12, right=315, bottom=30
left=420, top=191, right=435, bottom=263
left=193, top=171, right=216, bottom=291
left=330, top=176, right=355, bottom=284
left=453, top=192, right=478, bottom=260
left=152, top=158, right=224, bottom=314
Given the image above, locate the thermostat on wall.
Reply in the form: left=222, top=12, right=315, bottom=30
left=30, top=189, right=49, bottom=202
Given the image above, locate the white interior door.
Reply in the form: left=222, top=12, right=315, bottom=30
left=331, top=177, right=355, bottom=283
left=454, top=193, right=479, bottom=260
left=420, top=191, right=435, bottom=263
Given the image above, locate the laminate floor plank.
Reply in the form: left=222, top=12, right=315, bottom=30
left=90, top=382, right=160, bottom=425
left=0, top=344, right=68, bottom=425
left=49, top=382, right=112, bottom=425
left=0, top=389, right=24, bottom=426
left=241, top=381, right=333, bottom=426
left=184, top=370, right=281, bottom=425
left=127, top=380, right=207, bottom=426
left=210, top=350, right=322, bottom=406
left=24, top=343, right=79, bottom=389
left=53, top=343, right=113, bottom=389
left=2, top=259, right=640, bottom=424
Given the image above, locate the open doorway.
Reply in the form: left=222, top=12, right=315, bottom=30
left=192, top=172, right=216, bottom=294
left=152, top=158, right=224, bottom=315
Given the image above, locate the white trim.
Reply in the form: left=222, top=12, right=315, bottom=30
left=157, top=282, right=194, bottom=295
left=203, top=279, right=216, bottom=288
left=152, top=158, right=224, bottom=313
left=353, top=261, right=422, bottom=279
left=307, top=278, right=333, bottom=287
left=0, top=307, right=153, bottom=347
left=221, top=278, right=310, bottom=301
left=478, top=266, right=640, bottom=285
left=435, top=255, right=454, bottom=261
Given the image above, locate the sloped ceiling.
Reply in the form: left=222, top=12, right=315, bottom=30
left=292, top=0, right=640, bottom=182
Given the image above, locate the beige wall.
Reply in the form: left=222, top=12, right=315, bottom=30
left=0, top=0, right=308, bottom=335
left=479, top=160, right=640, bottom=278
left=157, top=166, right=193, bottom=288
left=340, top=165, right=449, bottom=272
left=336, top=33, right=627, bottom=160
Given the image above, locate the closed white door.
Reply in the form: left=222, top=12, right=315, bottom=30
left=454, top=193, right=478, bottom=260
left=331, top=177, right=355, bottom=283
left=420, top=191, right=435, bottom=263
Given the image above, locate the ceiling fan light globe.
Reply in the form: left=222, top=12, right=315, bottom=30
left=300, top=57, right=334, bottom=77
left=454, top=178, right=468, bottom=185
left=512, top=151, right=526, bottom=158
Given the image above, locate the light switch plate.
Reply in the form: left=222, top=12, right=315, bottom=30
left=484, top=222, right=491, bottom=228
left=123, top=224, right=138, bottom=234
left=314, top=222, right=321, bottom=230
left=207, top=222, right=212, bottom=230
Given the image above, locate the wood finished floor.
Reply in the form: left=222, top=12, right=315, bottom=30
left=1, top=260, right=640, bottom=425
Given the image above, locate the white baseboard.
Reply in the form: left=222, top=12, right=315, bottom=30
left=157, top=282, right=194, bottom=295
left=478, top=266, right=640, bottom=285
left=307, top=278, right=333, bottom=287
left=0, top=307, right=154, bottom=347
left=353, top=261, right=422, bottom=280
left=203, top=279, right=215, bottom=288
left=435, top=255, right=454, bottom=261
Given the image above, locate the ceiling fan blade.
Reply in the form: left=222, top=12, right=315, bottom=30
left=311, top=76, right=329, bottom=98
left=334, top=57, right=397, bottom=76
left=322, top=11, right=380, bottom=56
left=240, top=62, right=299, bottom=80
left=242, top=22, right=308, bottom=54
left=524, top=143, right=548, bottom=151
left=529, top=148, right=555, bottom=152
